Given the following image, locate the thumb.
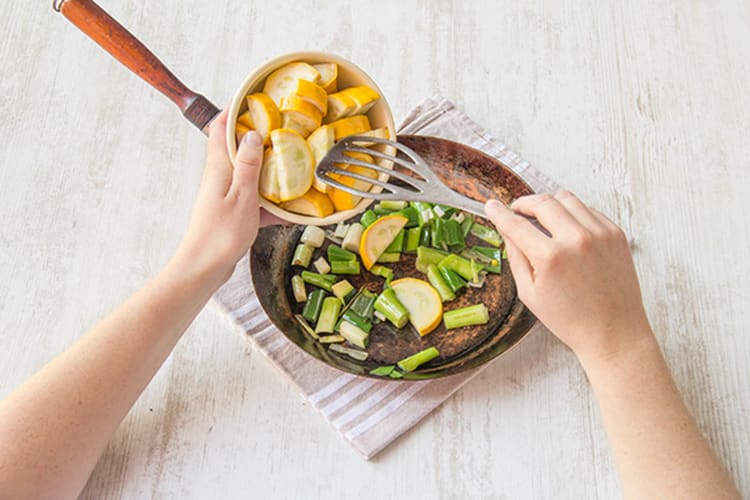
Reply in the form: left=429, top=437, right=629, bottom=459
left=232, top=131, right=264, bottom=195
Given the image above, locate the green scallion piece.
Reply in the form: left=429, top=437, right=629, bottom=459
left=374, top=287, right=409, bottom=328
left=443, top=219, right=465, bottom=248
left=469, top=246, right=502, bottom=273
left=374, top=205, right=395, bottom=216
left=443, top=304, right=490, bottom=329
left=360, top=209, right=378, bottom=228
left=370, top=264, right=394, bottom=284
left=330, top=260, right=360, bottom=275
left=426, top=264, right=456, bottom=302
left=404, top=227, right=422, bottom=253
left=460, top=215, right=474, bottom=237
left=419, top=225, right=432, bottom=246
left=301, top=271, right=337, bottom=292
left=437, top=254, right=483, bottom=282
left=349, top=290, right=377, bottom=319
left=378, top=200, right=408, bottom=211
left=377, top=252, right=401, bottom=263
left=327, top=245, right=357, bottom=262
left=315, top=297, right=342, bottom=334
left=470, top=223, right=503, bottom=247
left=439, top=266, right=467, bottom=293
left=431, top=218, right=447, bottom=249
left=291, top=275, right=307, bottom=302
left=302, top=289, right=326, bottom=323
left=369, top=365, right=396, bottom=377
left=291, top=243, right=314, bottom=267
left=394, top=206, right=419, bottom=227
left=397, top=347, right=440, bottom=372
left=385, top=229, right=405, bottom=252
left=415, top=246, right=450, bottom=274
left=340, top=309, right=372, bottom=333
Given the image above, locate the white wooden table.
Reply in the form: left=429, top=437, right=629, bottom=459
left=1, top=1, right=748, bottom=498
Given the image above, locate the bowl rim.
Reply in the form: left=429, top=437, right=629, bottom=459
left=226, top=51, right=397, bottom=226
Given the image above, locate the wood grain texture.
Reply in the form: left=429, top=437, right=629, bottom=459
left=0, top=0, right=748, bottom=498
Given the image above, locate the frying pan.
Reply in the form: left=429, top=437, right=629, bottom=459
left=54, top=0, right=539, bottom=378
left=252, top=135, right=537, bottom=379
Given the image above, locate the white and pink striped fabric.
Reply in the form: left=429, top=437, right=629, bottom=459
left=211, top=97, right=557, bottom=459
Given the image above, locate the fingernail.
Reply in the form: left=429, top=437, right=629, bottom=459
left=243, top=131, right=263, bottom=147
left=485, top=199, right=505, bottom=211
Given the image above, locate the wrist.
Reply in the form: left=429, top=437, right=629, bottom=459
left=576, top=322, right=659, bottom=377
left=162, top=246, right=236, bottom=295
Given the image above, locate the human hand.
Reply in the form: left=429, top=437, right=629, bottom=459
left=484, top=191, right=652, bottom=363
left=172, top=109, right=282, bottom=287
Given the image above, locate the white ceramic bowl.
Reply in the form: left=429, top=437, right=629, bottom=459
left=226, top=51, right=397, bottom=226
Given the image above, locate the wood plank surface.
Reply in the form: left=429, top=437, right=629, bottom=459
left=0, top=0, right=747, bottom=498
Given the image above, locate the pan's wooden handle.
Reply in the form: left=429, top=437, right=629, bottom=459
left=54, top=0, right=219, bottom=133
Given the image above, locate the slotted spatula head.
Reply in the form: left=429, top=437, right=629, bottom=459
left=315, top=135, right=488, bottom=217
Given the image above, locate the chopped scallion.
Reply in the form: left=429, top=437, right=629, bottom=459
left=330, top=260, right=360, bottom=275
left=300, top=226, right=325, bottom=248
left=374, top=288, right=409, bottom=328
left=313, top=256, right=331, bottom=275
left=315, top=297, right=342, bottom=334
left=302, top=289, right=326, bottom=323
left=291, top=244, right=314, bottom=268
left=397, top=347, right=439, bottom=372
left=291, top=275, right=307, bottom=302
left=443, top=304, right=490, bottom=329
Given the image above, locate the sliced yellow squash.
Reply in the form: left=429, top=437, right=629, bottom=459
left=270, top=128, right=315, bottom=201
left=281, top=188, right=334, bottom=217
left=262, top=62, right=320, bottom=107
left=307, top=125, right=336, bottom=193
left=313, top=63, right=338, bottom=93
left=245, top=93, right=281, bottom=146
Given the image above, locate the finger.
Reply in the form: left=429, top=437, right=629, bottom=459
left=485, top=199, right=550, bottom=261
left=589, top=207, right=622, bottom=232
left=230, top=131, right=264, bottom=198
left=260, top=208, right=290, bottom=226
left=504, top=237, right=535, bottom=293
left=203, top=109, right=233, bottom=195
left=553, top=190, right=605, bottom=231
left=510, top=194, right=581, bottom=238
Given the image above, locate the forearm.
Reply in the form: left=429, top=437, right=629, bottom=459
left=580, top=329, right=739, bottom=499
left=0, top=256, right=224, bottom=499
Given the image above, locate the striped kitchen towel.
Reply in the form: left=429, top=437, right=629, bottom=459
left=211, top=96, right=557, bottom=459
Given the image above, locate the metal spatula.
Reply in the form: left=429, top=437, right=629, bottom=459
left=316, top=135, right=489, bottom=217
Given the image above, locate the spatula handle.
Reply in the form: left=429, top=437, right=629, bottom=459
left=53, top=0, right=219, bottom=133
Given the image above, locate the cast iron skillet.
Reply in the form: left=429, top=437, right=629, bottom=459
left=251, top=135, right=537, bottom=380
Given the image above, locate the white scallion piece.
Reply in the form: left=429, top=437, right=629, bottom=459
left=329, top=343, right=369, bottom=361
left=342, top=223, right=364, bottom=253
left=333, top=222, right=350, bottom=240
left=313, top=256, right=331, bottom=274
left=467, top=270, right=488, bottom=288
left=300, top=225, right=325, bottom=248
left=324, top=230, right=344, bottom=245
